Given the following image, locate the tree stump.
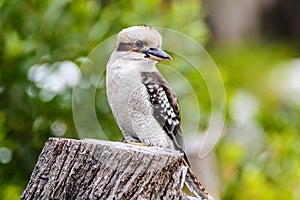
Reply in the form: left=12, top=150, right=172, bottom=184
left=21, top=137, right=189, bottom=200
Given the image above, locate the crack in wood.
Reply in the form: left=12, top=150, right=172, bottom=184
left=21, top=138, right=189, bottom=200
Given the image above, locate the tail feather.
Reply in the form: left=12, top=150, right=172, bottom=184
left=181, top=157, right=213, bottom=200
left=185, top=168, right=209, bottom=199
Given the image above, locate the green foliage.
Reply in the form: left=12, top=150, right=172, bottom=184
left=210, top=42, right=300, bottom=199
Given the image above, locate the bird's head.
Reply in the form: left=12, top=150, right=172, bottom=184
left=116, top=25, right=172, bottom=62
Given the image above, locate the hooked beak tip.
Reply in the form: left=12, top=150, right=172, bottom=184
left=142, top=48, right=172, bottom=62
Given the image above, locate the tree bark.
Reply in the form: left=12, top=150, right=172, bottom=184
left=21, top=137, right=189, bottom=200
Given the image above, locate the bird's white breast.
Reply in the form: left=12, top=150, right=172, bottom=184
left=106, top=53, right=173, bottom=148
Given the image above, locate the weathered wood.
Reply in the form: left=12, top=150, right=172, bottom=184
left=21, top=137, right=189, bottom=200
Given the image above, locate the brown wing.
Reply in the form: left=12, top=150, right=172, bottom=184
left=141, top=71, right=185, bottom=153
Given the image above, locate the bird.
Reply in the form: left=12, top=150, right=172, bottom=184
left=106, top=25, right=213, bottom=200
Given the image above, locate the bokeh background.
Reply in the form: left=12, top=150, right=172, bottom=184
left=1, top=0, right=300, bottom=199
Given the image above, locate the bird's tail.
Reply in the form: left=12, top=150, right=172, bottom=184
left=181, top=158, right=214, bottom=200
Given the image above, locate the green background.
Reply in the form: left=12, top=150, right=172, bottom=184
left=0, top=0, right=299, bottom=199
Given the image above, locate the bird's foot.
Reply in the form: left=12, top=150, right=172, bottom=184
left=121, top=137, right=149, bottom=146
left=127, top=142, right=149, bottom=146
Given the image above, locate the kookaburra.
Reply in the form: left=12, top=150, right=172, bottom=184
left=106, top=25, right=212, bottom=200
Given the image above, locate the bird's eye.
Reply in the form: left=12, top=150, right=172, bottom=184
left=135, top=40, right=144, bottom=48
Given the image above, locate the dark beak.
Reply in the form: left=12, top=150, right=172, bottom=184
left=142, top=48, right=172, bottom=62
